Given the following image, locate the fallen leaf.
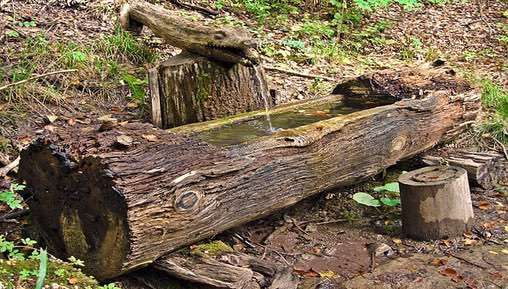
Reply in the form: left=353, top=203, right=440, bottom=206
left=392, top=238, right=402, bottom=245
left=504, top=226, right=508, bottom=233
left=127, top=102, right=139, bottom=109
left=463, top=239, right=477, bottom=246
left=439, top=267, right=458, bottom=277
left=116, top=135, right=133, bottom=147
left=68, top=277, right=78, bottom=285
left=478, top=201, right=490, bottom=210
left=142, top=134, right=158, bottom=142
left=67, top=118, right=77, bottom=126
left=319, top=270, right=336, bottom=278
left=488, top=251, right=498, bottom=255
left=44, top=115, right=58, bottom=124
left=501, top=249, right=508, bottom=255
left=430, top=258, right=447, bottom=266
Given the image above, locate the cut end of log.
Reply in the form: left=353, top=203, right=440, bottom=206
left=120, top=4, right=144, bottom=34
left=19, top=140, right=130, bottom=280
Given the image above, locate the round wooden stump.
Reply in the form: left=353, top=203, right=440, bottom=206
left=149, top=52, right=270, bottom=128
left=399, top=166, right=474, bottom=240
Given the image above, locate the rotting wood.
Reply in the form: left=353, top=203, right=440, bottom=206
left=399, top=166, right=474, bottom=240
left=422, top=150, right=508, bottom=189
left=149, top=52, right=271, bottom=128
left=154, top=251, right=298, bottom=289
left=18, top=68, right=480, bottom=280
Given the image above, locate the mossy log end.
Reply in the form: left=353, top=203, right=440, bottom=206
left=19, top=85, right=479, bottom=280
left=149, top=52, right=271, bottom=128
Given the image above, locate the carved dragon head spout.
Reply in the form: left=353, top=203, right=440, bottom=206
left=191, top=26, right=261, bottom=66
left=120, top=1, right=261, bottom=66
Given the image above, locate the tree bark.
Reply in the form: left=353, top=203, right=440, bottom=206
left=149, top=52, right=270, bottom=128
left=399, top=166, right=474, bottom=240
left=18, top=70, right=480, bottom=280
left=422, top=150, right=508, bottom=189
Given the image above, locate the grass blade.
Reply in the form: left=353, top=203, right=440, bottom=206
left=35, top=249, right=48, bottom=289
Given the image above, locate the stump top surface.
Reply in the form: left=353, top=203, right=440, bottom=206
left=399, top=166, right=467, bottom=186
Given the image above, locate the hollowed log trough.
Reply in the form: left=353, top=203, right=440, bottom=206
left=19, top=72, right=479, bottom=280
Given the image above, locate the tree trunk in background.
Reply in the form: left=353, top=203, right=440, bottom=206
left=422, top=150, right=508, bottom=189
left=149, top=52, right=270, bottom=128
left=399, top=166, right=474, bottom=240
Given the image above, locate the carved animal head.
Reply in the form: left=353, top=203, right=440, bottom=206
left=120, top=2, right=260, bottom=65
left=195, top=26, right=260, bottom=66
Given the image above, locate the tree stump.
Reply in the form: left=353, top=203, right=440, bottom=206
left=149, top=52, right=271, bottom=128
left=399, top=166, right=474, bottom=240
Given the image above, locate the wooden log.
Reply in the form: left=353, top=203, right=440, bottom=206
left=399, top=166, right=474, bottom=240
left=153, top=251, right=298, bottom=289
left=18, top=71, right=480, bottom=280
left=422, top=150, right=508, bottom=189
left=149, top=52, right=271, bottom=128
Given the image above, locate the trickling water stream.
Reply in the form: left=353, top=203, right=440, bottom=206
left=253, top=65, right=274, bottom=132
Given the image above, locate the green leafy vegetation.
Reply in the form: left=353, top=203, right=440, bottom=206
left=0, top=235, right=120, bottom=289
left=0, top=182, right=25, bottom=210
left=477, top=80, right=508, bottom=144
left=352, top=182, right=401, bottom=207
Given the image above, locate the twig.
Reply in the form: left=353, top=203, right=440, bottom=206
left=0, top=209, right=29, bottom=222
left=315, top=219, right=348, bottom=225
left=0, top=156, right=19, bottom=177
left=488, top=136, right=508, bottom=160
left=448, top=253, right=488, bottom=269
left=263, top=65, right=337, bottom=82
left=169, top=0, right=219, bottom=17
left=290, top=218, right=311, bottom=236
left=0, top=69, right=77, bottom=91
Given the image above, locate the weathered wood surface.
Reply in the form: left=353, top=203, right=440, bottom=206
left=422, top=150, right=508, bottom=189
left=120, top=0, right=259, bottom=65
left=149, top=52, right=271, bottom=128
left=18, top=68, right=480, bottom=280
left=399, top=166, right=474, bottom=240
left=154, top=251, right=298, bottom=289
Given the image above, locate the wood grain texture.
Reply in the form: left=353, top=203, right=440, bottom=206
left=422, top=150, right=508, bottom=189
left=151, top=52, right=270, bottom=128
left=399, top=166, right=474, bottom=240
left=154, top=251, right=298, bottom=289
left=18, top=71, right=480, bottom=280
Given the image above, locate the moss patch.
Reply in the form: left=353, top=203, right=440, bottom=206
left=190, top=240, right=234, bottom=257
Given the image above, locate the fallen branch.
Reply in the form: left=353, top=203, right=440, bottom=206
left=263, top=65, right=337, bottom=82
left=0, top=209, right=29, bottom=222
left=169, top=0, right=219, bottom=16
left=0, top=69, right=77, bottom=91
left=0, top=156, right=19, bottom=177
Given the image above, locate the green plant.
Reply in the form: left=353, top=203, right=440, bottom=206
left=0, top=182, right=25, bottom=210
left=99, top=26, right=156, bottom=64
left=352, top=182, right=401, bottom=207
left=34, top=249, right=48, bottom=289
left=17, top=20, right=36, bottom=27
left=121, top=73, right=147, bottom=103
left=5, top=30, right=19, bottom=38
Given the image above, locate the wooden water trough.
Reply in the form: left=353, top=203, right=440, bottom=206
left=18, top=66, right=480, bottom=280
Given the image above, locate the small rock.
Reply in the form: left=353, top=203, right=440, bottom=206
left=115, top=135, right=133, bottom=147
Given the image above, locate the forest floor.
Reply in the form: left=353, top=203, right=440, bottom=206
left=0, top=0, right=507, bottom=288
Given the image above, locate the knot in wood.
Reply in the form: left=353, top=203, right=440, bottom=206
left=174, top=190, right=202, bottom=212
